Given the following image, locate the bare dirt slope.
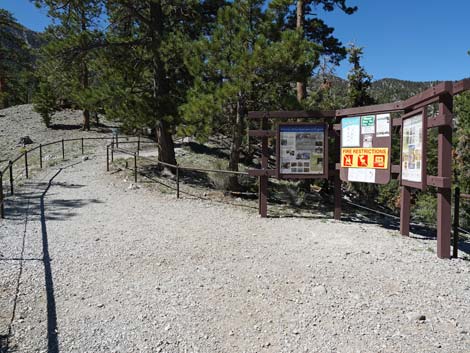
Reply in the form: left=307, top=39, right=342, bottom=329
left=0, top=152, right=469, bottom=353
left=0, top=104, right=113, bottom=170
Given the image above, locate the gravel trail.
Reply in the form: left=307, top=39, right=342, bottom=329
left=1, top=152, right=469, bottom=353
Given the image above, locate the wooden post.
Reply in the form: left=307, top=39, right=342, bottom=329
left=61, top=139, right=65, bottom=160
left=400, top=186, right=411, bottom=236
left=453, top=187, right=460, bottom=258
left=0, top=171, right=4, bottom=219
left=24, top=151, right=29, bottom=179
left=259, top=115, right=268, bottom=217
left=39, top=144, right=43, bottom=169
left=437, top=94, right=453, bottom=259
left=176, top=165, right=180, bottom=199
left=333, top=129, right=342, bottom=220
left=9, top=161, right=13, bottom=195
left=134, top=152, right=137, bottom=183
left=106, top=145, right=110, bottom=172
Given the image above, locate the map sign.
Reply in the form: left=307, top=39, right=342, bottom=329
left=401, top=112, right=425, bottom=184
left=278, top=124, right=326, bottom=177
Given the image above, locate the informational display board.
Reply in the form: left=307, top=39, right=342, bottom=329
left=401, top=108, right=427, bottom=189
left=340, top=113, right=392, bottom=184
left=277, top=123, right=328, bottom=179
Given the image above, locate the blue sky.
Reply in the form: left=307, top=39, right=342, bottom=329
left=1, top=0, right=469, bottom=82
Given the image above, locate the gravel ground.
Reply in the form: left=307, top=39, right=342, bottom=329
left=1, top=150, right=469, bottom=353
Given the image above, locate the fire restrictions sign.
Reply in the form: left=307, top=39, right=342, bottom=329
left=341, top=148, right=389, bottom=169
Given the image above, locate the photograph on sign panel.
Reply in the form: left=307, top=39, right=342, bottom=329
left=402, top=114, right=423, bottom=182
left=279, top=125, right=325, bottom=175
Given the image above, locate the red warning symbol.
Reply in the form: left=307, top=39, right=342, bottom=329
left=343, top=154, right=353, bottom=167
left=358, top=155, right=368, bottom=167
left=373, top=155, right=385, bottom=168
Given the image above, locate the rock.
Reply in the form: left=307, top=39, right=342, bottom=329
left=406, top=312, right=426, bottom=322
left=18, top=136, right=34, bottom=145
left=128, top=183, right=140, bottom=190
left=82, top=156, right=89, bottom=161
left=312, top=285, right=327, bottom=297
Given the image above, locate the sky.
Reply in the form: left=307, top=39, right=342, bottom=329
left=1, top=0, right=469, bottom=82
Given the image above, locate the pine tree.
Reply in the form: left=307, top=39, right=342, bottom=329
left=33, top=0, right=104, bottom=130
left=269, top=0, right=357, bottom=103
left=181, top=0, right=317, bottom=190
left=346, top=44, right=375, bottom=107
left=96, top=0, right=224, bottom=165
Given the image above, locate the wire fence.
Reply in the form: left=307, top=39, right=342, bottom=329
left=0, top=135, right=156, bottom=218
left=2, top=136, right=470, bottom=258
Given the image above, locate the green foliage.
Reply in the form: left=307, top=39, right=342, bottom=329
left=33, top=80, right=59, bottom=127
left=346, top=44, right=375, bottom=107
left=413, top=192, right=437, bottom=224
left=0, top=9, right=37, bottom=108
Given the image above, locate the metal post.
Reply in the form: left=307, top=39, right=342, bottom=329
left=111, top=142, right=114, bottom=162
left=134, top=153, right=137, bottom=183
left=0, top=171, right=4, bottom=219
left=453, top=187, right=460, bottom=258
left=176, top=165, right=180, bottom=199
left=400, top=186, right=411, bottom=236
left=81, top=138, right=84, bottom=155
left=9, top=161, right=13, bottom=195
left=106, top=145, right=110, bottom=172
left=39, top=144, right=43, bottom=169
left=61, top=139, right=65, bottom=160
left=24, top=151, right=29, bottom=179
left=437, top=94, right=453, bottom=259
left=137, top=135, right=141, bottom=156
left=116, top=134, right=119, bottom=148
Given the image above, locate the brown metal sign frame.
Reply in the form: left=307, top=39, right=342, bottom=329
left=276, top=122, right=329, bottom=180
left=247, top=79, right=470, bottom=259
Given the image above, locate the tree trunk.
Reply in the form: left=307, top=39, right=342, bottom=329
left=0, top=76, right=5, bottom=108
left=150, top=1, right=177, bottom=166
left=296, top=0, right=307, bottom=103
left=156, top=119, right=177, bottom=166
left=80, top=10, right=90, bottom=131
left=228, top=93, right=245, bottom=191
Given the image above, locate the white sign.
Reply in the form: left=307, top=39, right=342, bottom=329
left=402, top=114, right=423, bottom=182
left=348, top=168, right=376, bottom=183
left=376, top=113, right=391, bottom=137
left=341, top=117, right=360, bottom=147
left=361, top=115, right=375, bottom=134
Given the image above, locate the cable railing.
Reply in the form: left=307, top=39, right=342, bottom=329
left=0, top=135, right=156, bottom=218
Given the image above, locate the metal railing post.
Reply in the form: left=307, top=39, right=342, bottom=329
left=81, top=138, right=84, bottom=155
left=106, top=145, right=110, bottom=172
left=134, top=153, right=137, bottom=183
left=61, top=139, right=65, bottom=160
left=9, top=161, right=13, bottom=195
left=111, top=142, right=114, bottom=162
left=24, top=151, right=29, bottom=179
left=176, top=165, right=180, bottom=199
left=39, top=144, right=43, bottom=169
left=453, top=187, right=460, bottom=258
left=116, top=134, right=119, bottom=148
left=0, top=171, right=4, bottom=219
left=137, top=135, right=141, bottom=156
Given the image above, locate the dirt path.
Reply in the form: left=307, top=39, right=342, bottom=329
left=1, top=153, right=469, bottom=353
